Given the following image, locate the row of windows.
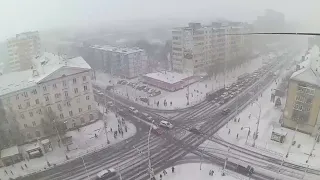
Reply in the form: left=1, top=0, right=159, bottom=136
left=293, top=102, right=311, bottom=112
left=297, top=86, right=315, bottom=95
left=292, top=110, right=310, bottom=122
left=295, top=95, right=313, bottom=104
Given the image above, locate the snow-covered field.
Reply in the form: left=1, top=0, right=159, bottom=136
left=0, top=107, right=136, bottom=180
left=216, top=65, right=320, bottom=169
left=155, top=163, right=240, bottom=180
left=94, top=54, right=271, bottom=110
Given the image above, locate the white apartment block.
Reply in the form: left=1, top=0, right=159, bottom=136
left=0, top=52, right=98, bottom=142
left=6, top=31, right=42, bottom=73
left=172, top=22, right=245, bottom=74
left=88, top=45, right=148, bottom=78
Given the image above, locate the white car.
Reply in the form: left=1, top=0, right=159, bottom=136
left=96, top=168, right=117, bottom=180
left=128, top=107, right=139, bottom=114
left=159, top=120, right=173, bottom=129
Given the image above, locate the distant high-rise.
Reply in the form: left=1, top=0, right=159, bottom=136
left=6, top=31, right=42, bottom=72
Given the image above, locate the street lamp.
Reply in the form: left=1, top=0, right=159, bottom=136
left=76, top=144, right=90, bottom=179
left=222, top=146, right=231, bottom=176
left=104, top=88, right=110, bottom=144
left=200, top=141, right=210, bottom=170
left=252, top=101, right=261, bottom=147
left=148, top=121, right=155, bottom=179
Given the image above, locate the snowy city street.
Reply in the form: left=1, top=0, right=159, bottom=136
left=0, top=107, right=136, bottom=180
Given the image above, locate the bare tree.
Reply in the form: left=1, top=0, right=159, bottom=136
left=42, top=107, right=67, bottom=136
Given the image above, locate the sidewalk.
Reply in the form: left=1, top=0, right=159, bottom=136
left=154, top=163, right=240, bottom=180
left=0, top=106, right=136, bottom=180
left=94, top=54, right=271, bottom=111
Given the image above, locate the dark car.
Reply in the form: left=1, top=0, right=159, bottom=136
left=151, top=126, right=163, bottom=136
left=189, top=127, right=201, bottom=135
left=221, top=108, right=231, bottom=115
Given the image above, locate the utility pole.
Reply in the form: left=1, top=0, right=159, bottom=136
left=222, top=146, right=230, bottom=176
left=104, top=88, right=110, bottom=144
left=148, top=121, right=155, bottom=179
left=252, top=101, right=261, bottom=147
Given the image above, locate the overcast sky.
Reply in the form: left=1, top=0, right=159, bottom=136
left=0, top=0, right=318, bottom=40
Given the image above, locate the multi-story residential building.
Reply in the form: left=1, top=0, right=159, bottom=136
left=283, top=46, right=320, bottom=135
left=0, top=52, right=98, bottom=143
left=77, top=44, right=148, bottom=78
left=6, top=31, right=42, bottom=73
left=171, top=22, right=245, bottom=75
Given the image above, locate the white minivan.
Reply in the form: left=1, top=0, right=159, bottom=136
left=128, top=107, right=139, bottom=114
left=159, top=120, right=173, bottom=129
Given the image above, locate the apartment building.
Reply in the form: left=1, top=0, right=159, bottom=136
left=78, top=44, right=148, bottom=78
left=6, top=31, right=42, bottom=73
left=0, top=52, right=98, bottom=143
left=171, top=22, right=245, bottom=74
left=283, top=46, right=320, bottom=135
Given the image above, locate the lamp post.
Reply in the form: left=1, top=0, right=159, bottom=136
left=104, top=88, right=110, bottom=144
left=241, top=127, right=251, bottom=144
left=252, top=101, right=261, bottom=147
left=222, top=146, right=231, bottom=176
left=200, top=141, right=210, bottom=170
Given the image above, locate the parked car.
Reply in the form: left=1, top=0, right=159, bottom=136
left=159, top=120, right=173, bottom=129
left=128, top=107, right=139, bottom=114
left=95, top=168, right=119, bottom=180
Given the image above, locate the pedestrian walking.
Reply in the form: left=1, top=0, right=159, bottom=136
left=228, top=129, right=230, bottom=135
left=172, top=166, right=175, bottom=173
left=25, top=164, right=28, bottom=168
left=21, top=166, right=24, bottom=170
left=237, top=133, right=239, bottom=139
left=110, top=128, right=112, bottom=132
left=163, top=169, right=167, bottom=175
left=10, top=170, right=13, bottom=175
left=160, top=174, right=162, bottom=179
left=4, top=170, right=7, bottom=175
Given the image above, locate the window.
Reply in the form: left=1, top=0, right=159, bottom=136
left=29, top=112, right=33, bottom=117
left=74, top=88, right=78, bottom=93
left=47, top=106, right=52, bottom=112
left=64, top=91, right=68, bottom=97
left=63, top=80, right=67, bottom=87
left=43, top=86, right=47, bottom=91
left=53, top=83, right=57, bottom=88
left=26, top=101, right=30, bottom=107
left=21, top=113, right=25, bottom=119
left=16, top=95, right=19, bottom=100
left=84, top=85, right=88, bottom=91
left=45, top=96, right=49, bottom=101
left=57, top=104, right=62, bottom=111
left=35, top=99, right=39, bottom=104
left=24, top=124, right=28, bottom=128
left=82, top=76, right=86, bottom=81
left=55, top=93, right=61, bottom=99
left=18, top=104, right=22, bottom=109
left=88, top=105, right=91, bottom=110
left=73, top=123, right=76, bottom=127
left=23, top=92, right=28, bottom=97
left=86, top=95, right=90, bottom=100
left=35, top=131, right=41, bottom=137
left=89, top=114, right=94, bottom=120
left=32, top=121, right=36, bottom=126
left=73, top=78, right=77, bottom=84
left=69, top=111, right=73, bottom=116
left=32, top=89, right=37, bottom=94
left=67, top=101, right=71, bottom=107
left=80, top=117, right=85, bottom=124
left=60, top=113, right=64, bottom=119
left=79, top=108, right=82, bottom=113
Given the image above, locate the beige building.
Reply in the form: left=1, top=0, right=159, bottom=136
left=0, top=52, right=98, bottom=142
left=283, top=46, right=320, bottom=135
left=171, top=22, right=245, bottom=74
left=6, top=31, right=42, bottom=72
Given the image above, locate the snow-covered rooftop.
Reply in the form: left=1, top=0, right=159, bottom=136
left=1, top=146, right=20, bottom=158
left=91, top=45, right=144, bottom=54
left=144, top=71, right=193, bottom=84
left=0, top=52, right=91, bottom=96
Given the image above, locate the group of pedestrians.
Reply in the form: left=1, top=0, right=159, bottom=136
left=152, top=166, right=175, bottom=180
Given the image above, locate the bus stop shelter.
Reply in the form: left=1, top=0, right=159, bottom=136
left=0, top=146, right=23, bottom=166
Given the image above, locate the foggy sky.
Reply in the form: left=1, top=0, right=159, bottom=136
left=0, top=0, right=318, bottom=40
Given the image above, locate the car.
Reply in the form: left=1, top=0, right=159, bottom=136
left=151, top=125, right=163, bottom=135
left=189, top=127, right=201, bottom=135
left=106, top=101, right=114, bottom=107
left=121, top=81, right=128, bottom=85
left=95, top=168, right=118, bottom=180
left=221, top=108, right=231, bottom=115
left=141, top=113, right=152, bottom=121
left=117, top=80, right=124, bottom=84
left=159, top=120, right=173, bottom=129
left=128, top=107, right=139, bottom=114
left=219, top=100, right=224, bottom=105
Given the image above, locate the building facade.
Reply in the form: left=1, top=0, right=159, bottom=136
left=6, top=31, right=42, bottom=73
left=0, top=53, right=98, bottom=144
left=171, top=22, right=245, bottom=75
left=77, top=44, right=148, bottom=78
left=283, top=46, right=320, bottom=135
